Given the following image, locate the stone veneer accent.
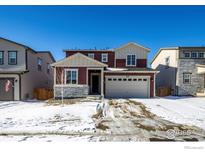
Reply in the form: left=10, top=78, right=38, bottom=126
left=54, top=85, right=89, bottom=98
left=177, top=59, right=205, bottom=95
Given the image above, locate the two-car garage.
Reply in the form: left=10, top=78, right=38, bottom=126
left=105, top=75, right=151, bottom=98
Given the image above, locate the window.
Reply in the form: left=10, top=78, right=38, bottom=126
left=101, top=53, right=108, bottom=62
left=143, top=79, right=147, bottom=81
left=128, top=78, right=132, bottom=81
left=184, top=52, right=191, bottom=58
left=123, top=78, right=127, bottom=81
left=0, top=51, right=4, bottom=65
left=199, top=52, right=205, bottom=58
left=133, top=78, right=137, bottom=81
left=108, top=78, right=112, bottom=81
left=47, top=63, right=50, bottom=74
left=183, top=73, right=191, bottom=84
left=191, top=52, right=198, bottom=58
left=37, top=58, right=42, bottom=71
left=118, top=78, right=122, bottom=81
left=65, top=69, right=78, bottom=84
left=165, top=57, right=170, bottom=68
left=88, top=53, right=94, bottom=59
left=138, top=78, right=142, bottom=81
left=113, top=78, right=117, bottom=81
left=8, top=51, right=17, bottom=65
left=126, top=54, right=136, bottom=66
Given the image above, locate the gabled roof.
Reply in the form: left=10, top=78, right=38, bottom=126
left=51, top=52, right=107, bottom=67
left=115, top=42, right=150, bottom=52
left=0, top=37, right=55, bottom=62
left=150, top=47, right=179, bottom=65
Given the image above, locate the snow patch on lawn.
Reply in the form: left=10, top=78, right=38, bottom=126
left=0, top=100, right=97, bottom=133
left=131, top=96, right=205, bottom=130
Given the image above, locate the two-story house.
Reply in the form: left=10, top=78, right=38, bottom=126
left=151, top=47, right=205, bottom=96
left=52, top=42, right=157, bottom=98
left=0, top=37, right=55, bottom=101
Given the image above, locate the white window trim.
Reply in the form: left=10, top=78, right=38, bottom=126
left=126, top=54, right=136, bottom=66
left=198, top=52, right=205, bottom=58
left=191, top=52, right=198, bottom=58
left=64, top=69, right=78, bottom=85
left=101, top=53, right=108, bottom=62
left=183, top=73, right=191, bottom=85
left=184, top=52, right=191, bottom=58
left=88, top=53, right=95, bottom=59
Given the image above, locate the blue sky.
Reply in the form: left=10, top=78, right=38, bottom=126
left=1, top=6, right=205, bottom=63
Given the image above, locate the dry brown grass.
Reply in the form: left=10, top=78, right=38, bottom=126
left=96, top=122, right=109, bottom=130
left=47, top=98, right=82, bottom=106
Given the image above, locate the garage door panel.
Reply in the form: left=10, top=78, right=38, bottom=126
left=105, top=76, right=149, bottom=98
left=0, top=78, right=14, bottom=101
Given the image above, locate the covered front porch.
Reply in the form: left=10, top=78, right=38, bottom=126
left=51, top=53, right=107, bottom=99
left=196, top=64, right=205, bottom=96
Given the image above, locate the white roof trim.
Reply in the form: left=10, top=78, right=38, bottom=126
left=51, top=52, right=107, bottom=67
left=115, top=42, right=150, bottom=52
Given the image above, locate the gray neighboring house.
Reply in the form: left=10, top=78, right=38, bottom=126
left=0, top=37, right=55, bottom=101
left=151, top=47, right=205, bottom=96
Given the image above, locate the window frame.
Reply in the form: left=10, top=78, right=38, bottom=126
left=198, top=52, right=205, bottom=58
left=0, top=51, right=4, bottom=65
left=47, top=63, right=50, bottom=74
left=37, top=57, right=43, bottom=71
left=191, top=52, right=198, bottom=58
left=165, top=56, right=170, bottom=68
left=183, top=73, right=191, bottom=84
left=101, top=53, right=108, bottom=62
left=126, top=54, right=136, bottom=66
left=88, top=53, right=95, bottom=59
left=8, top=51, right=17, bottom=65
left=64, top=69, right=78, bottom=85
left=183, top=52, right=191, bottom=58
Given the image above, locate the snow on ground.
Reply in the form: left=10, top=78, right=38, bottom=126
left=0, top=100, right=97, bottom=133
left=132, top=96, right=205, bottom=130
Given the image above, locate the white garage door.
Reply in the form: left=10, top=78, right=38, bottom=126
left=105, top=76, right=150, bottom=98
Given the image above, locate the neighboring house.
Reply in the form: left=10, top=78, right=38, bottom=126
left=0, top=37, right=55, bottom=101
left=52, top=42, right=157, bottom=98
left=151, top=47, right=205, bottom=96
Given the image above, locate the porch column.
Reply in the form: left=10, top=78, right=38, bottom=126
left=101, top=68, right=104, bottom=97
left=154, top=73, right=156, bottom=97
left=53, top=67, right=56, bottom=98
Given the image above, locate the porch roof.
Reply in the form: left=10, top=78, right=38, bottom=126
left=51, top=53, right=107, bottom=67
left=196, top=64, right=205, bottom=74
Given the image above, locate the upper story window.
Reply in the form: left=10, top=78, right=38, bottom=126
left=126, top=54, right=136, bottom=66
left=0, top=51, right=4, bottom=65
left=65, top=69, right=78, bottom=84
left=199, top=52, right=205, bottom=58
left=183, top=73, right=191, bottom=84
left=37, top=58, right=42, bottom=71
left=165, top=56, right=170, bottom=68
left=191, top=52, right=198, bottom=58
left=101, top=53, right=108, bottom=62
left=88, top=53, right=94, bottom=59
left=47, top=63, right=50, bottom=74
left=8, top=51, right=17, bottom=65
left=183, top=52, right=191, bottom=58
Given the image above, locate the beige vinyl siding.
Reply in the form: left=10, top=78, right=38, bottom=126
left=21, top=50, right=54, bottom=99
left=0, top=39, right=26, bottom=71
left=115, top=44, right=148, bottom=59
left=151, top=49, right=179, bottom=95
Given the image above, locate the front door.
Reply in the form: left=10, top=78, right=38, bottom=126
left=92, top=75, right=100, bottom=94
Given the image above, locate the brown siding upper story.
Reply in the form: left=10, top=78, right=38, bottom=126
left=55, top=67, right=87, bottom=85
left=66, top=51, right=115, bottom=67
left=116, top=59, right=147, bottom=68
left=66, top=51, right=147, bottom=68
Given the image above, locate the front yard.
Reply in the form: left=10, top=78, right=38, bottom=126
left=0, top=96, right=205, bottom=142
